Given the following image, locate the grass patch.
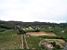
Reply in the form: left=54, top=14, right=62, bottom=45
left=0, top=30, right=20, bottom=49
left=26, top=36, right=44, bottom=49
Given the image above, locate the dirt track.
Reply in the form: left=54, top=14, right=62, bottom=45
left=20, top=34, right=29, bottom=49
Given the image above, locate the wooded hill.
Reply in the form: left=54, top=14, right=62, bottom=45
left=0, top=20, right=67, bottom=29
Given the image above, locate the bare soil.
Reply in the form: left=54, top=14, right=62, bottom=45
left=26, top=32, right=56, bottom=37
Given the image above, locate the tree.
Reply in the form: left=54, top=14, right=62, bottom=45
left=34, top=26, right=40, bottom=32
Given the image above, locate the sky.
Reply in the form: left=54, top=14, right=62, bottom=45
left=0, top=0, right=67, bottom=23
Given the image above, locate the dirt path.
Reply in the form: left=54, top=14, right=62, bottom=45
left=24, top=34, right=29, bottom=49
left=20, top=34, right=29, bottom=49
left=20, top=35, right=24, bottom=49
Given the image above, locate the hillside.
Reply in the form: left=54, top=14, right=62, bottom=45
left=0, top=20, right=67, bottom=50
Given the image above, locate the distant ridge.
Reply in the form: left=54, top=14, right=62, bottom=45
left=0, top=20, right=67, bottom=29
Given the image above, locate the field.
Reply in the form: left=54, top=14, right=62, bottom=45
left=0, top=30, right=21, bottom=49
left=0, top=29, right=66, bottom=50
left=26, top=32, right=57, bottom=37
left=0, top=21, right=67, bottom=50
left=26, top=33, right=66, bottom=49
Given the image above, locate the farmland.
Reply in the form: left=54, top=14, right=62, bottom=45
left=0, top=21, right=67, bottom=50
left=0, top=30, right=21, bottom=49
